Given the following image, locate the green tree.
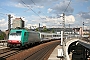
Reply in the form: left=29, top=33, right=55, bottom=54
left=52, top=29, right=55, bottom=33
left=42, top=28, right=47, bottom=32
left=0, top=32, right=6, bottom=40
left=36, top=28, right=39, bottom=31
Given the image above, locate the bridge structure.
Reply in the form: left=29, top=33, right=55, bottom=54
left=61, top=35, right=90, bottom=60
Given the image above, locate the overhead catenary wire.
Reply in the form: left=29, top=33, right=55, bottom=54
left=31, top=0, right=35, bottom=5
left=61, top=0, right=72, bottom=28
left=64, top=0, right=72, bottom=13
left=21, top=0, right=42, bottom=19
left=30, top=0, right=50, bottom=22
left=23, top=0, right=47, bottom=20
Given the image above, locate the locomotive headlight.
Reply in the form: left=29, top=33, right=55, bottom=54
left=8, top=40, right=11, bottom=42
left=18, top=40, right=21, bottom=43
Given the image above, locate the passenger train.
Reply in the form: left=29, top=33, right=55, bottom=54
left=7, top=28, right=61, bottom=48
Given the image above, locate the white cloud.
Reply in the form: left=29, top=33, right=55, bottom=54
left=0, top=19, right=5, bottom=23
left=34, top=5, right=44, bottom=8
left=52, top=1, right=74, bottom=14
left=65, top=15, right=75, bottom=24
left=5, top=2, right=25, bottom=8
left=0, top=19, right=8, bottom=31
left=42, top=23, right=46, bottom=26
left=25, top=24, right=32, bottom=28
left=33, top=14, right=76, bottom=28
left=84, top=26, right=90, bottom=30
left=76, top=0, right=89, bottom=2
left=14, top=3, right=25, bottom=8
left=47, top=8, right=52, bottom=13
left=6, top=1, right=44, bottom=10
left=14, top=3, right=44, bottom=9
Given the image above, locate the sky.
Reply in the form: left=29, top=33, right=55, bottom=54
left=0, top=0, right=90, bottom=31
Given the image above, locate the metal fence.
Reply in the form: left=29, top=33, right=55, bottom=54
left=0, top=40, right=7, bottom=46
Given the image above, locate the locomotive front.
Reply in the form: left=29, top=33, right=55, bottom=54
left=8, top=29, right=22, bottom=47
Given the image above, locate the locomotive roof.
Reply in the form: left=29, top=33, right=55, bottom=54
left=10, top=29, right=28, bottom=33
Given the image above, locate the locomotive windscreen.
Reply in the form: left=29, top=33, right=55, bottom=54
left=10, top=31, right=22, bottom=36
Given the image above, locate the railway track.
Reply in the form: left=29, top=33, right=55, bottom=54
left=0, top=48, right=23, bottom=60
left=0, top=48, right=12, bottom=54
left=24, top=41, right=58, bottom=60
left=6, top=40, right=60, bottom=60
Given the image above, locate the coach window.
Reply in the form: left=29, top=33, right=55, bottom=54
left=41, top=35, right=44, bottom=38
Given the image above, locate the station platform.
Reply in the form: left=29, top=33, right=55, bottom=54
left=48, top=45, right=63, bottom=60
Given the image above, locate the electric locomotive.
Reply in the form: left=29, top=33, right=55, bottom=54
left=8, top=29, right=27, bottom=47
left=8, top=28, right=61, bottom=48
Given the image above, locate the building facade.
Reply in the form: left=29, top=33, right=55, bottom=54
left=12, top=18, right=24, bottom=28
